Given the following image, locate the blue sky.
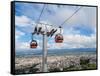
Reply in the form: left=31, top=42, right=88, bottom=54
left=15, top=2, right=96, bottom=51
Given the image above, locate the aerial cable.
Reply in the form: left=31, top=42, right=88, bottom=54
left=59, top=7, right=82, bottom=27
left=33, top=4, right=46, bottom=34
left=36, top=4, right=46, bottom=25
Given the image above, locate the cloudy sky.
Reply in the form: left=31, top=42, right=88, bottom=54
left=15, top=2, right=97, bottom=51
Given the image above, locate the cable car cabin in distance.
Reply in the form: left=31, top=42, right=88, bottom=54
left=30, top=40, right=38, bottom=48
left=55, top=33, right=63, bottom=43
left=55, top=26, right=63, bottom=43
left=30, top=33, right=38, bottom=48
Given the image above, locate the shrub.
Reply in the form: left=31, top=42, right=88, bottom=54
left=49, top=67, right=61, bottom=72
left=15, top=63, right=39, bottom=74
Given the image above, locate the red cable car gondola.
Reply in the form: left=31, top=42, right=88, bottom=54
left=30, top=33, right=38, bottom=48
left=55, top=33, right=63, bottom=43
left=55, top=26, right=63, bottom=43
left=30, top=40, right=38, bottom=48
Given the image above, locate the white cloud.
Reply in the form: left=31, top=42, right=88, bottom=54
left=47, top=6, right=96, bottom=32
left=15, top=30, right=25, bottom=40
left=63, top=34, right=96, bottom=48
left=16, top=41, right=29, bottom=50
left=15, top=15, right=32, bottom=27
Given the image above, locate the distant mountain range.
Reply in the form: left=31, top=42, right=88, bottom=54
left=60, top=48, right=96, bottom=51
left=16, top=48, right=96, bottom=57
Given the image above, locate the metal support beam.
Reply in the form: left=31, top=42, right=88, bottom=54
left=42, top=33, right=48, bottom=72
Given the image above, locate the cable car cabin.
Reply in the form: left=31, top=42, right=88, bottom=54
left=55, top=34, right=63, bottom=43
left=30, top=40, right=37, bottom=48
